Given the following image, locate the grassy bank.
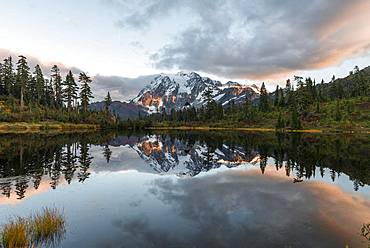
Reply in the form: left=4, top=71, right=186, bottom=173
left=0, top=122, right=99, bottom=134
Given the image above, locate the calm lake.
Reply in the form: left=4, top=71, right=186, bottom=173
left=0, top=131, right=369, bottom=247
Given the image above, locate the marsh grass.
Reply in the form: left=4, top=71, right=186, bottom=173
left=0, top=208, right=65, bottom=248
left=1, top=218, right=29, bottom=248
left=32, top=208, right=65, bottom=246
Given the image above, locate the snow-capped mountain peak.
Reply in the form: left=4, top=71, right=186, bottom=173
left=131, top=72, right=260, bottom=113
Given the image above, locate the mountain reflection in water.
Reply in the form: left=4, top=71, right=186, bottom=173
left=0, top=131, right=369, bottom=247
left=0, top=131, right=368, bottom=201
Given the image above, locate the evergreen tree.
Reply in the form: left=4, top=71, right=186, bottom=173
left=104, top=91, right=112, bottom=111
left=356, top=69, right=368, bottom=98
left=63, top=70, right=78, bottom=111
left=278, top=88, right=285, bottom=107
left=78, top=142, right=92, bottom=182
left=312, top=79, right=318, bottom=99
left=320, top=79, right=326, bottom=101
left=259, top=82, right=269, bottom=112
left=27, top=76, right=37, bottom=103
left=44, top=79, right=55, bottom=107
left=294, top=76, right=304, bottom=89
left=103, top=145, right=112, bottom=163
left=51, top=65, right=63, bottom=109
left=2, top=57, right=14, bottom=96
left=296, top=77, right=312, bottom=116
left=33, top=65, right=45, bottom=104
left=202, top=86, right=215, bottom=118
left=202, top=86, right=213, bottom=105
left=15, top=55, right=30, bottom=108
left=79, top=72, right=93, bottom=112
left=285, top=79, right=292, bottom=106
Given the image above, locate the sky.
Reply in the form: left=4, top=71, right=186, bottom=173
left=0, top=0, right=370, bottom=101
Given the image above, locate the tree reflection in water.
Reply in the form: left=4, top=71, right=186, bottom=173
left=0, top=131, right=369, bottom=200
left=0, top=132, right=115, bottom=201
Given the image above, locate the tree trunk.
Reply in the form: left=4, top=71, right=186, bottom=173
left=20, top=86, right=24, bottom=108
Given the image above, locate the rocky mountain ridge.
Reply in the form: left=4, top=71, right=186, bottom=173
left=131, top=71, right=260, bottom=113
left=90, top=71, right=260, bottom=117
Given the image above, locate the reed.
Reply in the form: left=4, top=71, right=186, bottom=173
left=32, top=208, right=65, bottom=246
left=1, top=218, right=29, bottom=248
left=0, top=208, right=65, bottom=248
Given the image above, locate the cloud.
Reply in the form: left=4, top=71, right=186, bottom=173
left=109, top=0, right=370, bottom=79
left=110, top=168, right=370, bottom=247
left=92, top=74, right=157, bottom=101
left=0, top=48, right=152, bottom=101
left=0, top=48, right=82, bottom=76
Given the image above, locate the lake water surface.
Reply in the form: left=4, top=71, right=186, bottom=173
left=0, top=131, right=369, bottom=247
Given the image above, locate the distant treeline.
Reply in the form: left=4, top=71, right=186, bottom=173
left=0, top=55, right=115, bottom=126
left=124, top=66, right=370, bottom=130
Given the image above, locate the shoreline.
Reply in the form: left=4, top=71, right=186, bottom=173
left=147, top=126, right=370, bottom=134
left=0, top=122, right=100, bottom=134
left=1, top=122, right=369, bottom=134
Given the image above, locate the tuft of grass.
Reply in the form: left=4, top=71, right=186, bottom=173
left=1, top=217, right=29, bottom=248
left=32, top=208, right=65, bottom=246
left=1, top=208, right=65, bottom=248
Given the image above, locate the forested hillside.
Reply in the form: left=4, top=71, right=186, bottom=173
left=123, top=66, right=370, bottom=131
left=0, top=55, right=115, bottom=127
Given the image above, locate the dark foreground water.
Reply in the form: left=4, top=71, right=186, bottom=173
left=0, top=131, right=369, bottom=248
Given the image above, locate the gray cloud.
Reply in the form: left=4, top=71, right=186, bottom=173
left=92, top=74, right=157, bottom=101
left=109, top=0, right=370, bottom=79
left=109, top=169, right=368, bottom=247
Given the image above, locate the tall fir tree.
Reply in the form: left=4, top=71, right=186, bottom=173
left=16, top=55, right=30, bottom=108
left=202, top=86, right=215, bottom=118
left=63, top=70, right=78, bottom=111
left=44, top=78, right=55, bottom=107
left=278, top=88, right=285, bottom=107
left=202, top=86, right=213, bottom=105
left=33, top=65, right=45, bottom=104
left=79, top=72, right=93, bottom=112
left=2, top=57, right=14, bottom=96
left=51, top=65, right=63, bottom=109
left=28, top=76, right=37, bottom=103
left=296, top=77, right=312, bottom=115
left=285, top=79, right=292, bottom=106
left=259, top=82, right=269, bottom=112
left=104, top=91, right=112, bottom=112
